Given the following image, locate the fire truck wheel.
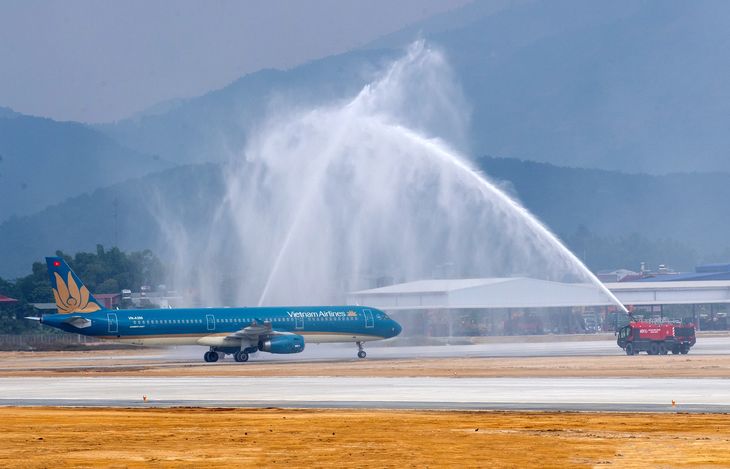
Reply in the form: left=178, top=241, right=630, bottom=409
left=649, top=342, right=659, bottom=355
left=671, top=346, right=680, bottom=354
left=680, top=345, right=689, bottom=354
left=625, top=343, right=634, bottom=355
left=658, top=343, right=667, bottom=355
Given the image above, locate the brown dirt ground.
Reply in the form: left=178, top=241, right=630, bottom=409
left=2, top=353, right=730, bottom=378
left=0, top=407, right=728, bottom=468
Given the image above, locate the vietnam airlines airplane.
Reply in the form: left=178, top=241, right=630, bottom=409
left=28, top=257, right=402, bottom=362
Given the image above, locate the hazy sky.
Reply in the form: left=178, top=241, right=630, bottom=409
left=0, top=0, right=471, bottom=124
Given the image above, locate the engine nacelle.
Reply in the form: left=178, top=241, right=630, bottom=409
left=258, top=335, right=305, bottom=354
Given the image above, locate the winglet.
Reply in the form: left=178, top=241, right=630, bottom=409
left=45, top=257, right=105, bottom=314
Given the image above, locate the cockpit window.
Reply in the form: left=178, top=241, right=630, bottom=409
left=381, top=314, right=390, bottom=320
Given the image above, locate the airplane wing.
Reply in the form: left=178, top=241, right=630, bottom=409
left=225, top=319, right=288, bottom=341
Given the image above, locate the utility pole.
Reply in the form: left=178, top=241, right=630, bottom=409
left=113, top=198, right=118, bottom=248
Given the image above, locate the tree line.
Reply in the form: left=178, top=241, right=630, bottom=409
left=0, top=245, right=164, bottom=334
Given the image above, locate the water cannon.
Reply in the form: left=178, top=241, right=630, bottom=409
left=626, top=304, right=635, bottom=323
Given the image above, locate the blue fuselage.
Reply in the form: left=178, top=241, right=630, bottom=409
left=40, top=305, right=402, bottom=347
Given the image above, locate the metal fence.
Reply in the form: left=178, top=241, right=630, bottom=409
left=0, top=334, right=102, bottom=344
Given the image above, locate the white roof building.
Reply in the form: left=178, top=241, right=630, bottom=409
left=347, top=278, right=615, bottom=310
left=347, top=278, right=730, bottom=311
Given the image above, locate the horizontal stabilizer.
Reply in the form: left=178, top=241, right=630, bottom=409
left=62, top=316, right=92, bottom=329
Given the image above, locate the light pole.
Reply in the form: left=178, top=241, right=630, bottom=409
left=113, top=198, right=118, bottom=248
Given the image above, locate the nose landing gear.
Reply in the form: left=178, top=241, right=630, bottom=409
left=356, top=341, right=366, bottom=359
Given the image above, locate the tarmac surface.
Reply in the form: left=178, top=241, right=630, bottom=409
left=3, top=376, right=729, bottom=413
left=3, top=335, right=730, bottom=372
left=4, top=336, right=730, bottom=413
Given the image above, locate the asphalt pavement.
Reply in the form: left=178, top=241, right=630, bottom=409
left=2, top=376, right=728, bottom=413
left=2, top=336, right=730, bottom=370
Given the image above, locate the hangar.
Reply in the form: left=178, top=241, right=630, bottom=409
left=346, top=278, right=616, bottom=310
left=347, top=278, right=730, bottom=336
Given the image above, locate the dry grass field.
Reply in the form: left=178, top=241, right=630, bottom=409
left=1, top=407, right=729, bottom=468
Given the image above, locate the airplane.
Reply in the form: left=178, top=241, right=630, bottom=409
left=27, top=256, right=402, bottom=362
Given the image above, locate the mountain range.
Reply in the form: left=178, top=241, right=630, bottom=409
left=1, top=157, right=727, bottom=279
left=2, top=0, right=730, bottom=278
left=0, top=110, right=172, bottom=222
left=89, top=0, right=730, bottom=174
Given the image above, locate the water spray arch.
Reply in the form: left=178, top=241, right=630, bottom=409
left=196, top=41, right=627, bottom=314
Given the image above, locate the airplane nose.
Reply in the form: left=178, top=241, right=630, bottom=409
left=392, top=321, right=403, bottom=336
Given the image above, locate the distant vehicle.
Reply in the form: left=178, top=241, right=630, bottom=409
left=27, top=257, right=402, bottom=362
left=617, top=321, right=696, bottom=355
left=503, top=311, right=543, bottom=335
left=121, top=289, right=132, bottom=300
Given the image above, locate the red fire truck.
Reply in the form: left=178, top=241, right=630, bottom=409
left=617, top=321, right=696, bottom=355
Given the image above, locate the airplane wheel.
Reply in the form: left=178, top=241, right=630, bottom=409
left=625, top=343, right=634, bottom=356
left=659, top=343, right=668, bottom=355
left=358, top=351, right=366, bottom=359
left=204, top=351, right=211, bottom=362
left=208, top=351, right=219, bottom=362
left=234, top=351, right=249, bottom=362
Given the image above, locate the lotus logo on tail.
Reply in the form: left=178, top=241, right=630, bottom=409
left=53, top=272, right=100, bottom=314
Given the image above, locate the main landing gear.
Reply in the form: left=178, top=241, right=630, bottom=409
left=356, top=341, right=366, bottom=359
left=204, top=349, right=250, bottom=363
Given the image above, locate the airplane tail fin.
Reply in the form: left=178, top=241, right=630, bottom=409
left=46, top=257, right=105, bottom=314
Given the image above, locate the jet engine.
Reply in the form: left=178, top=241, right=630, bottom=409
left=258, top=335, right=305, bottom=354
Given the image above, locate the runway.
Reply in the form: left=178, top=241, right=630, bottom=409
left=2, top=376, right=729, bottom=413
left=2, top=336, right=729, bottom=372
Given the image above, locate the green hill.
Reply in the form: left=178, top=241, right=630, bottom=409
left=0, top=163, right=223, bottom=279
